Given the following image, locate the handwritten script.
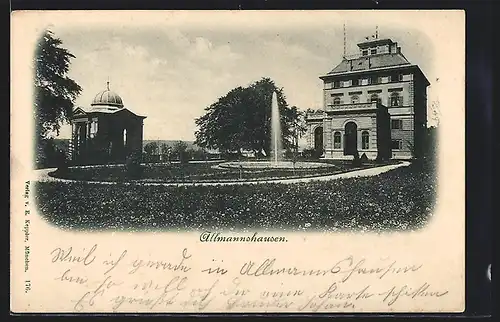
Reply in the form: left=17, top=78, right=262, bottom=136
left=48, top=244, right=449, bottom=312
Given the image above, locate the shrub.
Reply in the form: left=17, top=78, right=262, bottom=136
left=125, top=152, right=143, bottom=179
left=360, top=153, right=369, bottom=164
left=35, top=138, right=58, bottom=169
left=302, top=148, right=323, bottom=160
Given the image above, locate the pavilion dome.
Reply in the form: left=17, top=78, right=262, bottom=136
left=91, top=85, right=124, bottom=109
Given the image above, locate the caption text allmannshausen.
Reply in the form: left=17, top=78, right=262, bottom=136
left=200, top=232, right=287, bottom=243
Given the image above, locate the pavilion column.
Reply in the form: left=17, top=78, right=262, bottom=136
left=86, top=122, right=90, bottom=145
left=77, top=123, right=83, bottom=156
left=71, top=123, right=77, bottom=160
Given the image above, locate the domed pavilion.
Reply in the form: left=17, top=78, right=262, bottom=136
left=69, top=82, right=146, bottom=164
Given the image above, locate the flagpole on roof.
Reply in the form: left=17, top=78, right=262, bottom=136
left=343, top=23, right=346, bottom=59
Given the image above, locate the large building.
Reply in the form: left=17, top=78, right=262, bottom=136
left=306, top=37, right=430, bottom=160
left=69, top=83, right=146, bottom=164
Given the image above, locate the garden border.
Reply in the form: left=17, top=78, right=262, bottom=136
left=34, top=161, right=411, bottom=186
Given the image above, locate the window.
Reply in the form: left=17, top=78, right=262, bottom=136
left=89, top=118, right=98, bottom=139
left=390, top=74, right=402, bottom=83
left=362, top=50, right=368, bottom=56
left=390, top=92, right=402, bottom=107
left=391, top=140, right=403, bottom=150
left=324, top=82, right=332, bottom=89
left=123, top=129, right=127, bottom=146
left=352, top=78, right=359, bottom=86
left=333, top=80, right=340, bottom=88
left=333, top=97, right=341, bottom=105
left=362, top=131, right=370, bottom=149
left=369, top=76, right=380, bottom=84
left=391, top=119, right=403, bottom=129
left=370, top=48, right=377, bottom=55
left=333, top=132, right=341, bottom=149
left=351, top=95, right=360, bottom=104
left=361, top=78, right=369, bottom=86
left=370, top=94, right=381, bottom=104
left=342, top=80, right=351, bottom=88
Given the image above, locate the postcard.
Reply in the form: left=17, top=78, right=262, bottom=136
left=11, top=10, right=465, bottom=313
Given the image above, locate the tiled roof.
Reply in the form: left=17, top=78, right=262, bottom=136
left=327, top=53, right=410, bottom=75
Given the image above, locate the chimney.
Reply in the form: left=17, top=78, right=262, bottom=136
left=397, top=46, right=401, bottom=53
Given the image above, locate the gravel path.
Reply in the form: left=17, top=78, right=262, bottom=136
left=33, top=161, right=410, bottom=186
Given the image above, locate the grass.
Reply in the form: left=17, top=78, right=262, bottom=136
left=34, top=160, right=436, bottom=232
left=48, top=160, right=383, bottom=183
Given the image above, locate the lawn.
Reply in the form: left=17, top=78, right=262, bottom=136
left=48, top=160, right=383, bottom=183
left=34, top=160, right=436, bottom=232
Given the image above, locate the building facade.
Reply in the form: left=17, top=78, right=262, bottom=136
left=69, top=84, right=146, bottom=164
left=306, top=37, right=430, bottom=160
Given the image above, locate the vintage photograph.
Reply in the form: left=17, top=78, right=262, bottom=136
left=32, top=14, right=438, bottom=233
left=11, top=10, right=465, bottom=314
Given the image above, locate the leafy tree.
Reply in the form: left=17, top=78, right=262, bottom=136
left=144, top=141, right=159, bottom=162
left=34, top=30, right=81, bottom=167
left=144, top=141, right=159, bottom=154
left=172, top=141, right=189, bottom=163
left=288, top=106, right=307, bottom=153
left=423, top=126, right=438, bottom=161
left=194, top=78, right=301, bottom=157
left=160, top=142, right=171, bottom=162
left=186, top=147, right=208, bottom=160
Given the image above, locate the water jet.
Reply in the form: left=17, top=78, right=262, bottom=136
left=271, top=91, right=282, bottom=165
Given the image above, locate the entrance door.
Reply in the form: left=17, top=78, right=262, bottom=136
left=314, top=126, right=323, bottom=153
left=343, top=122, right=358, bottom=155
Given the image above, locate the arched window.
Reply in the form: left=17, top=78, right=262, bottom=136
left=362, top=131, right=370, bottom=149
left=333, top=131, right=341, bottom=149
left=314, top=126, right=323, bottom=152
left=333, top=97, right=341, bottom=105
left=351, top=95, right=359, bottom=104
left=390, top=92, right=402, bottom=107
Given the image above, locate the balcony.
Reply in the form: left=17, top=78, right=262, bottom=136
left=305, top=110, right=325, bottom=121
left=326, top=102, right=382, bottom=112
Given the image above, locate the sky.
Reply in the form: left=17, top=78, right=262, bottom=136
left=45, top=11, right=460, bottom=141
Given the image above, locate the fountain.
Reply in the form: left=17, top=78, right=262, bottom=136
left=217, top=91, right=333, bottom=171
left=271, top=91, right=282, bottom=165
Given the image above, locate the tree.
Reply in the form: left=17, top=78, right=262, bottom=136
left=34, top=30, right=81, bottom=167
left=143, top=142, right=159, bottom=162
left=160, top=142, right=171, bottom=162
left=429, top=100, right=441, bottom=127
left=34, top=31, right=81, bottom=140
left=194, top=78, right=301, bottom=157
left=172, top=141, right=188, bottom=163
left=289, top=106, right=307, bottom=153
